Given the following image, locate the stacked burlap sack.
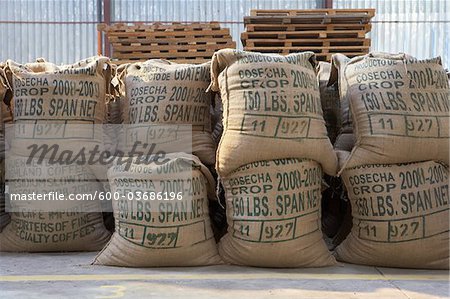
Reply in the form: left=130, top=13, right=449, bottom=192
left=93, top=153, right=222, bottom=267
left=112, top=60, right=216, bottom=166
left=326, top=54, right=354, bottom=152
left=0, top=57, right=112, bottom=251
left=317, top=61, right=341, bottom=144
left=317, top=60, right=349, bottom=242
left=209, top=49, right=338, bottom=267
left=320, top=54, right=414, bottom=244
left=94, top=60, right=222, bottom=266
left=332, top=53, right=449, bottom=269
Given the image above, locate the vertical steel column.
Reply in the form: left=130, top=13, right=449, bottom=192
left=97, top=0, right=103, bottom=55
left=324, top=0, right=333, bottom=8
left=103, top=0, right=112, bottom=57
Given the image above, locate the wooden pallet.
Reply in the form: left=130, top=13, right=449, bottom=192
left=99, top=22, right=236, bottom=64
left=244, top=9, right=375, bottom=34
left=241, top=9, right=374, bottom=62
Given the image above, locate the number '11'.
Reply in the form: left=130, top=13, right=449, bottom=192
left=379, top=118, right=393, bottom=130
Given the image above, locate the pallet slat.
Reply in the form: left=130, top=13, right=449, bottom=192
left=249, top=9, right=375, bottom=18
left=245, top=23, right=372, bottom=33
left=113, top=50, right=219, bottom=59
left=244, top=38, right=371, bottom=47
left=242, top=49, right=369, bottom=61
left=111, top=58, right=213, bottom=65
left=113, top=42, right=235, bottom=53
left=241, top=30, right=367, bottom=40
left=244, top=14, right=372, bottom=25
left=106, top=29, right=231, bottom=38
left=108, top=36, right=233, bottom=45
left=244, top=45, right=370, bottom=51
left=98, top=22, right=222, bottom=32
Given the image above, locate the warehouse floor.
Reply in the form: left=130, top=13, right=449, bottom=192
left=0, top=253, right=448, bottom=299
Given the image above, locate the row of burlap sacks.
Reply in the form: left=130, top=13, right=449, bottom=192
left=0, top=52, right=338, bottom=267
left=1, top=51, right=448, bottom=269
left=206, top=49, right=339, bottom=267
left=0, top=57, right=224, bottom=265
left=317, top=53, right=449, bottom=269
left=97, top=51, right=338, bottom=267
left=94, top=59, right=222, bottom=266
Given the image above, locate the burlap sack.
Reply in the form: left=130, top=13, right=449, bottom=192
left=219, top=158, right=336, bottom=267
left=0, top=67, right=7, bottom=126
left=2, top=57, right=111, bottom=147
left=117, top=60, right=216, bottom=165
left=0, top=154, right=110, bottom=252
left=4, top=57, right=111, bottom=125
left=334, top=133, right=356, bottom=152
left=2, top=57, right=113, bottom=184
left=210, top=49, right=337, bottom=176
left=336, top=161, right=449, bottom=269
left=93, top=153, right=222, bottom=267
left=0, top=67, right=12, bottom=151
left=103, top=63, right=121, bottom=155
left=341, top=53, right=449, bottom=169
left=317, top=61, right=340, bottom=143
left=328, top=54, right=354, bottom=151
left=0, top=159, right=9, bottom=232
left=0, top=66, right=6, bottom=148
left=211, top=94, right=223, bottom=145
left=0, top=68, right=10, bottom=232
left=0, top=96, right=9, bottom=130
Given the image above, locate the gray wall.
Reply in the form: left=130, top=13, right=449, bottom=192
left=0, top=0, right=448, bottom=67
left=0, top=0, right=99, bottom=64
left=335, top=0, right=449, bottom=66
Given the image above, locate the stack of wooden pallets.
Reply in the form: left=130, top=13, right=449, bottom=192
left=98, top=22, right=236, bottom=65
left=241, top=9, right=375, bottom=61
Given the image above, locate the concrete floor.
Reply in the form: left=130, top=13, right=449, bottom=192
left=0, top=252, right=448, bottom=299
